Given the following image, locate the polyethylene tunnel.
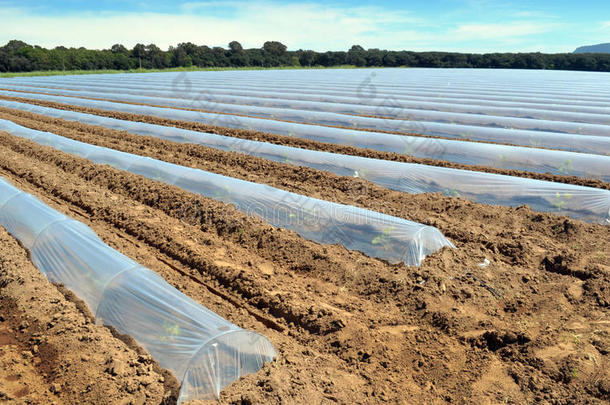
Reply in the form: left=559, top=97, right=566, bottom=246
left=0, top=177, right=277, bottom=403
left=0, top=119, right=455, bottom=265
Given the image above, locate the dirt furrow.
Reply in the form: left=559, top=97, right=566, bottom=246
left=0, top=135, right=495, bottom=403
left=0, top=128, right=608, bottom=403
left=1, top=108, right=608, bottom=271
left=0, top=97, right=607, bottom=190
left=2, top=87, right=559, bottom=149
left=0, top=227, right=176, bottom=404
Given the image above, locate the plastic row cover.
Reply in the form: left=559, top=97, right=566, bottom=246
left=11, top=75, right=610, bottom=117
left=1, top=101, right=607, bottom=224
left=6, top=81, right=610, bottom=126
left=7, top=69, right=610, bottom=108
left=9, top=78, right=610, bottom=117
left=1, top=99, right=608, bottom=181
left=9, top=68, right=610, bottom=106
left=0, top=119, right=454, bottom=265
left=2, top=84, right=609, bottom=138
left=2, top=89, right=609, bottom=160
left=0, top=177, right=277, bottom=403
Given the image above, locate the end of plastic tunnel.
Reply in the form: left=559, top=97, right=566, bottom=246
left=401, top=225, right=456, bottom=266
left=178, top=330, right=278, bottom=403
left=92, top=266, right=278, bottom=403
left=0, top=177, right=278, bottom=403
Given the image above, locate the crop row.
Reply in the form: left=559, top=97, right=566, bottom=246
left=1, top=100, right=608, bottom=224
left=0, top=177, right=277, bottom=402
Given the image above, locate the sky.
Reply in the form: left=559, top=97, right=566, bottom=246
left=1, top=0, right=609, bottom=53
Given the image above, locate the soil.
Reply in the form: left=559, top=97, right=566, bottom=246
left=1, top=87, right=569, bottom=149
left=0, top=227, right=177, bottom=404
left=0, top=95, right=608, bottom=404
left=0, top=95, right=607, bottom=190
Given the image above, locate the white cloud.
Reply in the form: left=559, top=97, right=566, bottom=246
left=0, top=3, right=427, bottom=51
left=451, top=22, right=555, bottom=41
left=0, top=2, right=570, bottom=53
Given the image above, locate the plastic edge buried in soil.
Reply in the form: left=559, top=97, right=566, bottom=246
left=0, top=176, right=278, bottom=403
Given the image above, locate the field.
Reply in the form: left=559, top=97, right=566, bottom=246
left=0, top=68, right=608, bottom=404
left=0, top=66, right=360, bottom=79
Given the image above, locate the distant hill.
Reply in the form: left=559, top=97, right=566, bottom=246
left=574, top=43, right=610, bottom=54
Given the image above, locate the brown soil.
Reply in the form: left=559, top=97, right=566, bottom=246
left=0, top=119, right=608, bottom=405
left=0, top=227, right=177, bottom=404
left=2, top=87, right=562, bottom=150
left=0, top=96, right=607, bottom=190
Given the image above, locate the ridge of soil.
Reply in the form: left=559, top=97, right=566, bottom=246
left=0, top=87, right=576, bottom=152
left=0, top=97, right=607, bottom=190
left=0, top=130, right=608, bottom=404
left=0, top=227, right=176, bottom=404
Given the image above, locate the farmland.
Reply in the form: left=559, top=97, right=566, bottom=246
left=0, top=68, right=608, bottom=404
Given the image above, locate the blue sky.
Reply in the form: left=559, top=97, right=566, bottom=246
left=1, top=0, right=609, bottom=52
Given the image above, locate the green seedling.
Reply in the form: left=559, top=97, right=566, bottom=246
left=354, top=167, right=371, bottom=179
left=159, top=321, right=181, bottom=342
left=213, top=185, right=233, bottom=201
left=444, top=188, right=460, bottom=197
left=372, top=226, right=396, bottom=250
left=572, top=333, right=582, bottom=345
left=552, top=192, right=572, bottom=211
left=558, top=159, right=573, bottom=175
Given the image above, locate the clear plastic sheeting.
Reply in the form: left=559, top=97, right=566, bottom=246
left=0, top=177, right=277, bottom=403
left=1, top=112, right=608, bottom=225
left=1, top=84, right=610, bottom=138
left=5, top=80, right=610, bottom=124
left=5, top=68, right=610, bottom=108
left=9, top=77, right=610, bottom=116
left=1, top=99, right=608, bottom=181
left=0, top=119, right=454, bottom=265
left=1, top=89, right=609, bottom=158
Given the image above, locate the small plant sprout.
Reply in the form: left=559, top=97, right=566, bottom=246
left=558, top=159, right=573, bottom=174
left=213, top=185, right=233, bottom=201
left=444, top=188, right=460, bottom=197
left=159, top=321, right=181, bottom=342
left=528, top=138, right=542, bottom=147
left=372, top=226, right=396, bottom=250
left=552, top=192, right=573, bottom=211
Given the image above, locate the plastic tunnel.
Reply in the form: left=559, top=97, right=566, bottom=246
left=1, top=99, right=609, bottom=180
left=6, top=80, right=610, bottom=124
left=1, top=89, right=609, bottom=156
left=9, top=75, right=610, bottom=116
left=0, top=102, right=608, bottom=224
left=2, top=83, right=610, bottom=137
left=0, top=177, right=277, bottom=403
left=6, top=69, right=610, bottom=111
left=0, top=119, right=454, bottom=265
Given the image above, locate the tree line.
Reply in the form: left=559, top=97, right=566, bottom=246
left=1, top=40, right=609, bottom=72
